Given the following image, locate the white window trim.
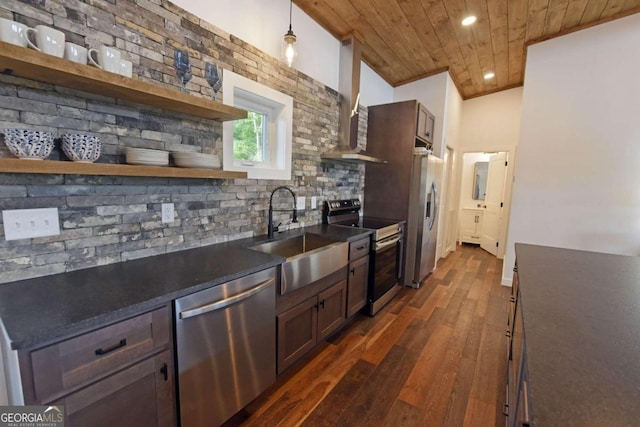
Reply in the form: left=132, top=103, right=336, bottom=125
left=223, top=70, right=293, bottom=180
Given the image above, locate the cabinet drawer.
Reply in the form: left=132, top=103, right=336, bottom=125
left=54, top=350, right=175, bottom=427
left=30, top=306, right=170, bottom=403
left=349, top=238, right=370, bottom=260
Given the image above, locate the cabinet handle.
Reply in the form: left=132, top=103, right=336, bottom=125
left=350, top=268, right=356, bottom=275
left=505, top=330, right=511, bottom=338
left=95, top=338, right=127, bottom=356
left=356, top=245, right=366, bottom=250
left=160, top=363, right=168, bottom=381
left=319, top=299, right=325, bottom=309
left=502, top=403, right=509, bottom=417
left=509, top=296, right=516, bottom=303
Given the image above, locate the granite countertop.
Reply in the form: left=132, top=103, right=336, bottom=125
left=515, top=243, right=640, bottom=426
left=0, top=225, right=372, bottom=350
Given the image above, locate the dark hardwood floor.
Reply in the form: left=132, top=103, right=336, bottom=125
left=234, top=244, right=510, bottom=426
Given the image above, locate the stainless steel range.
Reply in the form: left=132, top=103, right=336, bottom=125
left=323, top=199, right=403, bottom=315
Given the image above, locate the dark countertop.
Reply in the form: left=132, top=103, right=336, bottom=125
left=0, top=225, right=372, bottom=350
left=515, top=243, right=640, bottom=426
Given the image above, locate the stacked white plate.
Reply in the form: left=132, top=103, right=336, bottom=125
left=172, top=152, right=221, bottom=169
left=125, top=148, right=169, bottom=166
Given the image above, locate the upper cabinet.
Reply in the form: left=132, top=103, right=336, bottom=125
left=416, top=103, right=435, bottom=146
left=0, top=41, right=247, bottom=122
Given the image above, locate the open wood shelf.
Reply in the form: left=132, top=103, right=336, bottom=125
left=0, top=158, right=247, bottom=179
left=0, top=41, right=247, bottom=122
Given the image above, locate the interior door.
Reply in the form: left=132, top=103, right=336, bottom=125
left=480, top=152, right=507, bottom=257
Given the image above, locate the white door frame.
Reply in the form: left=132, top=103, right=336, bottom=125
left=455, top=146, right=517, bottom=260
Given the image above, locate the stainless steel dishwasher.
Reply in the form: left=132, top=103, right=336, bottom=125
left=174, top=267, right=276, bottom=427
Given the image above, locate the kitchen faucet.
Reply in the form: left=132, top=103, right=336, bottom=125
left=268, top=186, right=298, bottom=238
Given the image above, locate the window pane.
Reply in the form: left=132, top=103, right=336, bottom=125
left=233, top=111, right=265, bottom=162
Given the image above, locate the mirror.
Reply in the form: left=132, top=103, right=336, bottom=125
left=473, top=162, right=488, bottom=200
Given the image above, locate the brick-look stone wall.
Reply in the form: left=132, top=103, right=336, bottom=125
left=0, top=0, right=367, bottom=284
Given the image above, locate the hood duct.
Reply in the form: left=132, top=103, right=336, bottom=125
left=321, top=37, right=387, bottom=164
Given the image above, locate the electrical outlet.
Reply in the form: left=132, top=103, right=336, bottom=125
left=311, top=196, right=317, bottom=209
left=296, top=196, right=306, bottom=210
left=2, top=208, right=60, bottom=241
left=161, top=203, right=174, bottom=224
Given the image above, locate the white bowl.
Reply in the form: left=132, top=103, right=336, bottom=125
left=3, top=129, right=55, bottom=160
left=62, top=134, right=102, bottom=163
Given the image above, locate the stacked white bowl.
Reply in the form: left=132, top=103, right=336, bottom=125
left=125, top=148, right=169, bottom=166
left=172, top=152, right=221, bottom=169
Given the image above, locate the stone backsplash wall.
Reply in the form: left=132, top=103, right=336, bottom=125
left=0, top=0, right=366, bottom=284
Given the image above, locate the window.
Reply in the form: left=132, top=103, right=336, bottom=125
left=223, top=71, right=293, bottom=180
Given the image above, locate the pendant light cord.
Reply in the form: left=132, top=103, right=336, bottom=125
left=289, top=0, right=293, bottom=32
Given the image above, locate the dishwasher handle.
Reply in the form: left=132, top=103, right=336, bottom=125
left=179, top=277, right=275, bottom=320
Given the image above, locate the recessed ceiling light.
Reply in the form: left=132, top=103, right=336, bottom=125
left=462, top=16, right=477, bottom=26
left=484, top=72, right=495, bottom=80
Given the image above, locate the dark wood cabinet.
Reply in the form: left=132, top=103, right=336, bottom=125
left=18, top=305, right=176, bottom=426
left=317, top=280, right=347, bottom=341
left=346, top=237, right=370, bottom=317
left=277, top=296, right=318, bottom=373
left=416, top=103, right=435, bottom=145
left=277, top=279, right=347, bottom=373
left=506, top=264, right=530, bottom=427
left=53, top=350, right=175, bottom=427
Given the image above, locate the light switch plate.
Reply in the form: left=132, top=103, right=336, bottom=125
left=296, top=196, right=306, bottom=210
left=2, top=208, right=60, bottom=241
left=161, top=203, right=174, bottom=223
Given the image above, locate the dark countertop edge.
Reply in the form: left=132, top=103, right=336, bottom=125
left=1, top=225, right=372, bottom=350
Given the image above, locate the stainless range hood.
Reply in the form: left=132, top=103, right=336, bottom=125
left=321, top=37, right=387, bottom=164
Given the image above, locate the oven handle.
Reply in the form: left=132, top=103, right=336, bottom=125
left=375, top=236, right=401, bottom=251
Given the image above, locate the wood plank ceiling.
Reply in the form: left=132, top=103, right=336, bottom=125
left=294, top=0, right=640, bottom=99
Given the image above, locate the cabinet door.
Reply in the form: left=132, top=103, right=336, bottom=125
left=459, top=210, right=482, bottom=243
left=416, top=103, right=429, bottom=142
left=424, top=110, right=435, bottom=144
left=277, top=296, right=318, bottom=374
left=317, top=280, right=347, bottom=341
left=54, top=350, right=175, bottom=427
left=416, top=104, right=435, bottom=144
left=347, top=256, right=369, bottom=317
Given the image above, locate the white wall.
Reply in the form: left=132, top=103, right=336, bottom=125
left=437, top=75, right=464, bottom=258
left=504, top=13, right=640, bottom=283
left=170, top=0, right=394, bottom=105
left=460, top=87, right=523, bottom=151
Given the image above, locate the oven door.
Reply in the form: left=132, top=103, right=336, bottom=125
left=370, top=234, right=401, bottom=302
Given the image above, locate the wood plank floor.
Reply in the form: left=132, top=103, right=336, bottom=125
left=229, top=244, right=511, bottom=427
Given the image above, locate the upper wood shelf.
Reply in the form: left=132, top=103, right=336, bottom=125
left=0, top=158, right=247, bottom=180
left=0, top=41, right=247, bottom=122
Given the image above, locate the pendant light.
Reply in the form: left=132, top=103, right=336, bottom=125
left=282, top=0, right=298, bottom=67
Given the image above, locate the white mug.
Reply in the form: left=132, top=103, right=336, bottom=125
left=88, top=46, right=121, bottom=73
left=24, top=25, right=65, bottom=57
left=118, top=59, right=132, bottom=78
left=0, top=18, right=27, bottom=47
left=64, top=42, right=87, bottom=64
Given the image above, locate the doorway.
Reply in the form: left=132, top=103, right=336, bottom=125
left=458, top=151, right=509, bottom=258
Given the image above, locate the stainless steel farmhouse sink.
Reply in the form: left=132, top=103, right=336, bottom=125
left=250, top=233, right=348, bottom=295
